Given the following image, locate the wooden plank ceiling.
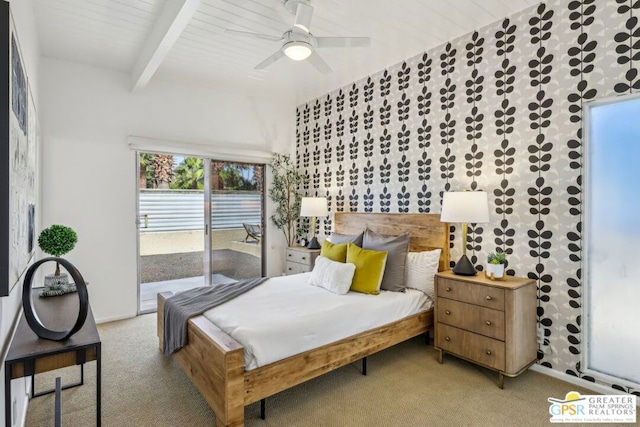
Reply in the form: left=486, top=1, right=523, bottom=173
left=33, top=0, right=539, bottom=102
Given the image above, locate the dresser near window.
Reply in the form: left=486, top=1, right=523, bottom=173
left=285, top=246, right=320, bottom=274
left=434, top=270, right=537, bottom=388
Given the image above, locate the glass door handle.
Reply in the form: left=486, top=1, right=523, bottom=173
left=137, top=214, right=148, bottom=228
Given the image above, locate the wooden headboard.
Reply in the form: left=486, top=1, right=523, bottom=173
left=334, top=212, right=450, bottom=272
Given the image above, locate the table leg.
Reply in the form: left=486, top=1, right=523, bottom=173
left=5, top=364, right=11, bottom=427
left=55, top=377, right=62, bottom=427
left=97, top=344, right=102, bottom=427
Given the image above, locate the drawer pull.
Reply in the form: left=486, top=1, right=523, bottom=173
left=445, top=336, right=451, bottom=341
left=302, top=256, right=306, bottom=260
left=486, top=350, right=492, bottom=355
left=485, top=320, right=492, bottom=326
left=288, top=267, right=292, bottom=271
left=288, top=254, right=292, bottom=257
left=445, top=310, right=451, bottom=315
left=486, top=295, right=492, bottom=300
left=445, top=287, right=451, bottom=292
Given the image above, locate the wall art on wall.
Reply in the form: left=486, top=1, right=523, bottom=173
left=11, top=34, right=25, bottom=133
left=1, top=3, right=36, bottom=297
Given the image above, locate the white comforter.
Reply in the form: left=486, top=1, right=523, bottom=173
left=202, top=273, right=431, bottom=370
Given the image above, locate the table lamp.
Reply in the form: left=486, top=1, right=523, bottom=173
left=300, top=197, right=328, bottom=249
left=440, top=191, right=490, bottom=276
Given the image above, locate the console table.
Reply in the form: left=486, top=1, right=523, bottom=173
left=4, top=292, right=101, bottom=426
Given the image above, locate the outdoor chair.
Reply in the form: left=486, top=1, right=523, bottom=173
left=243, top=223, right=262, bottom=243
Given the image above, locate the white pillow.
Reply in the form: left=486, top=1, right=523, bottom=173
left=405, top=249, right=441, bottom=298
left=308, top=256, right=356, bottom=295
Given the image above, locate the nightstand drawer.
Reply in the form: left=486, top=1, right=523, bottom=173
left=286, top=249, right=313, bottom=266
left=286, top=261, right=310, bottom=275
left=436, top=323, right=505, bottom=371
left=437, top=298, right=505, bottom=341
left=437, top=278, right=505, bottom=311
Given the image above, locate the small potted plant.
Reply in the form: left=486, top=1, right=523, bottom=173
left=38, top=224, right=78, bottom=289
left=486, top=251, right=507, bottom=280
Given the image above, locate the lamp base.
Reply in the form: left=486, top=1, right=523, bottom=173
left=306, top=236, right=321, bottom=250
left=452, top=254, right=477, bottom=276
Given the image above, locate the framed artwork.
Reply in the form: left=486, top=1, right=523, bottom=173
left=1, top=3, right=36, bottom=297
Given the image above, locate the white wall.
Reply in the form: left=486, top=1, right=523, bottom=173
left=39, top=58, right=296, bottom=323
left=1, top=1, right=40, bottom=426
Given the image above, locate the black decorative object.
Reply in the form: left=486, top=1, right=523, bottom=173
left=306, top=236, right=320, bottom=250
left=22, top=257, right=88, bottom=341
left=451, top=254, right=477, bottom=276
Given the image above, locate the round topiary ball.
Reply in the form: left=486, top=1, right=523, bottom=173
left=38, top=224, right=78, bottom=257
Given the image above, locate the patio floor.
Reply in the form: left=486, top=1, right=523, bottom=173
left=139, top=249, right=261, bottom=312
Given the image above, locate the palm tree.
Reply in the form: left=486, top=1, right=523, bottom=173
left=152, top=154, right=174, bottom=189
left=171, top=157, right=204, bottom=189
left=219, top=165, right=243, bottom=189
left=139, top=153, right=154, bottom=189
left=254, top=165, right=264, bottom=192
left=218, top=163, right=258, bottom=190
left=211, top=161, right=224, bottom=190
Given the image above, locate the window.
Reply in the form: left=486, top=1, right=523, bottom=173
left=585, top=94, right=640, bottom=387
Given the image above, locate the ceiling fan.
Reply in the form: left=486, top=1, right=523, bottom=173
left=224, top=0, right=370, bottom=74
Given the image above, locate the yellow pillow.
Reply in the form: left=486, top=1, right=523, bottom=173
left=321, top=240, right=348, bottom=262
left=346, top=242, right=387, bottom=295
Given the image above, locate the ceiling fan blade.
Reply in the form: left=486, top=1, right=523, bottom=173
left=307, top=51, right=331, bottom=74
left=224, top=29, right=283, bottom=42
left=255, top=49, right=286, bottom=70
left=316, top=37, right=371, bottom=48
left=294, top=3, right=314, bottom=32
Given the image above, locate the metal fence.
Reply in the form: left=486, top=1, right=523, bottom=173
left=139, top=190, right=262, bottom=233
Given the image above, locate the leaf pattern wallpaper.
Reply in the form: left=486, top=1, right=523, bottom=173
left=295, top=0, right=640, bottom=394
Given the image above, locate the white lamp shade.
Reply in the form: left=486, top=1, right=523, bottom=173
left=440, top=191, right=490, bottom=223
left=300, top=197, right=328, bottom=217
left=284, top=42, right=312, bottom=61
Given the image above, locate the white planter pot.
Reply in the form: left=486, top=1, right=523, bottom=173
left=44, top=273, right=69, bottom=288
left=485, top=263, right=505, bottom=280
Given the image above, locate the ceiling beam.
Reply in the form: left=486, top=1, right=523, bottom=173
left=131, top=0, right=201, bottom=92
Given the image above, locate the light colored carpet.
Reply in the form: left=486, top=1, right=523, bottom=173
left=25, top=314, right=629, bottom=427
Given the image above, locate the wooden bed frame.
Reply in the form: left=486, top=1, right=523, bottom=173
left=157, top=213, right=449, bottom=427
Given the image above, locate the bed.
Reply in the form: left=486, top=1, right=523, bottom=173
left=157, top=212, right=449, bottom=427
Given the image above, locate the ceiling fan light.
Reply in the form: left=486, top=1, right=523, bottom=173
left=284, top=42, right=312, bottom=61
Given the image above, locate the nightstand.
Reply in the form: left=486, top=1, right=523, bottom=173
left=285, top=246, right=320, bottom=275
left=434, top=270, right=537, bottom=388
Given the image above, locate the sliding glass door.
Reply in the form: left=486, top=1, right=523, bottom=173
left=137, top=153, right=264, bottom=313
left=208, top=161, right=264, bottom=285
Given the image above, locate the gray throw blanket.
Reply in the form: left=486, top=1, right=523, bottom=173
left=163, top=277, right=268, bottom=355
